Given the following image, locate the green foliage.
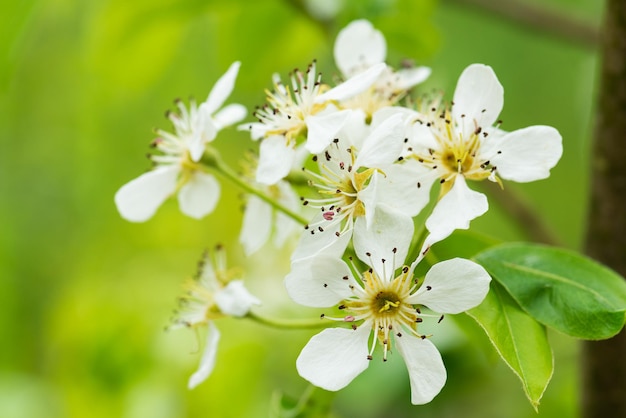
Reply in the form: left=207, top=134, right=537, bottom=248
left=475, top=243, right=626, bottom=340
left=270, top=386, right=338, bottom=418
left=464, top=242, right=626, bottom=409
left=467, top=282, right=553, bottom=410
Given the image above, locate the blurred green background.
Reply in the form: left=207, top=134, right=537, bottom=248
left=1, top=0, right=603, bottom=416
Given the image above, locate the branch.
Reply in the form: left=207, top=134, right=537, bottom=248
left=447, top=0, right=600, bottom=49
left=582, top=1, right=626, bottom=417
left=480, top=181, right=561, bottom=246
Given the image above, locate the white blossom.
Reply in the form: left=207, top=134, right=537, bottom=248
left=405, top=64, right=562, bottom=247
left=115, top=61, right=245, bottom=222
left=291, top=112, right=422, bottom=262
left=285, top=209, right=491, bottom=404
left=170, top=247, right=260, bottom=389
left=240, top=61, right=386, bottom=185
left=333, top=19, right=431, bottom=118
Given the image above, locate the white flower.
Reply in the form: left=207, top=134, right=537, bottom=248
left=406, top=64, right=563, bottom=247
left=115, top=61, right=246, bottom=222
left=285, top=208, right=491, bottom=404
left=291, top=112, right=422, bottom=262
left=240, top=61, right=386, bottom=185
left=333, top=19, right=431, bottom=118
left=170, top=247, right=261, bottom=389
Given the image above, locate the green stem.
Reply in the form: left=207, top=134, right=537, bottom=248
left=247, top=311, right=332, bottom=330
left=204, top=152, right=309, bottom=226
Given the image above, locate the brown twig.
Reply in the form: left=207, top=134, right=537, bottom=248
left=447, top=0, right=600, bottom=49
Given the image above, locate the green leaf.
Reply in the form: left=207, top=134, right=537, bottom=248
left=475, top=243, right=626, bottom=340
left=270, top=385, right=337, bottom=418
left=467, top=282, right=553, bottom=410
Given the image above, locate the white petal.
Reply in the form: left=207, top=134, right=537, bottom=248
left=178, top=171, right=220, bottom=219
left=239, top=195, right=272, bottom=255
left=407, top=258, right=491, bottom=313
left=215, top=280, right=261, bottom=317
left=188, top=322, right=220, bottom=389
left=238, top=122, right=267, bottom=141
left=315, top=62, right=386, bottom=103
left=285, top=256, right=357, bottom=307
left=408, top=121, right=441, bottom=152
left=353, top=206, right=413, bottom=278
left=290, top=216, right=352, bottom=263
left=425, top=176, right=488, bottom=245
left=333, top=19, right=386, bottom=77
left=273, top=181, right=301, bottom=247
left=296, top=325, right=371, bottom=391
left=354, top=113, right=404, bottom=168
left=213, top=103, right=247, bottom=130
left=256, top=135, right=295, bottom=185
left=395, top=333, right=446, bottom=405
left=392, top=66, right=431, bottom=90
left=203, top=61, right=241, bottom=116
left=488, top=125, right=563, bottom=183
left=190, top=109, right=218, bottom=161
left=452, top=64, right=503, bottom=139
left=361, top=162, right=432, bottom=219
left=114, top=165, right=179, bottom=222
left=304, top=110, right=351, bottom=154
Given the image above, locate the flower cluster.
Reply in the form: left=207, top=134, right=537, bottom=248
left=116, top=19, right=562, bottom=405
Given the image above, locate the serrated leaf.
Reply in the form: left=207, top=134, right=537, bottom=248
left=475, top=243, right=626, bottom=340
left=467, top=282, right=553, bottom=410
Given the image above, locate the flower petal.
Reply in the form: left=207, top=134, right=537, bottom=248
left=305, top=109, right=351, bottom=154
left=290, top=212, right=352, bottom=263
left=395, top=332, right=447, bottom=405
left=315, top=62, right=386, bottom=103
left=285, top=256, right=356, bottom=307
left=114, top=165, right=179, bottom=222
left=360, top=162, right=432, bottom=220
left=178, top=171, right=220, bottom=219
left=354, top=113, right=404, bottom=168
left=188, top=322, right=220, bottom=389
left=190, top=110, right=218, bottom=161
left=488, top=125, right=563, bottom=182
left=353, top=206, right=413, bottom=278
left=239, top=195, right=272, bottom=255
left=256, top=135, right=295, bottom=185
left=296, top=325, right=371, bottom=391
left=425, top=176, right=488, bottom=246
left=333, top=19, right=386, bottom=77
left=213, top=103, right=247, bottom=130
left=392, top=66, right=431, bottom=90
left=273, top=181, right=301, bottom=247
left=452, top=64, right=503, bottom=139
left=203, top=61, right=241, bottom=116
left=407, top=258, right=491, bottom=313
left=238, top=122, right=267, bottom=141
left=215, top=280, right=261, bottom=317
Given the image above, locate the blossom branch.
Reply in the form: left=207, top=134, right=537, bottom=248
left=246, top=311, right=334, bottom=330
left=446, top=0, right=600, bottom=49
left=480, top=181, right=561, bottom=246
left=204, top=152, right=309, bottom=226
